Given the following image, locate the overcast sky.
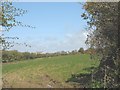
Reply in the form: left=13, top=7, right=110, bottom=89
left=4, top=2, right=89, bottom=53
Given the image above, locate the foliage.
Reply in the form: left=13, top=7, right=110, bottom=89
left=2, top=48, right=96, bottom=63
left=82, top=2, right=119, bottom=88
left=0, top=2, right=34, bottom=50
left=78, top=47, right=84, bottom=54
left=1, top=2, right=27, bottom=31
left=2, top=50, right=37, bottom=62
left=84, top=48, right=96, bottom=54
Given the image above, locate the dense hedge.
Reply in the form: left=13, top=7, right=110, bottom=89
left=2, top=48, right=95, bottom=63
left=2, top=50, right=69, bottom=63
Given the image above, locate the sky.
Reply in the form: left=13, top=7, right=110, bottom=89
left=4, top=2, right=89, bottom=53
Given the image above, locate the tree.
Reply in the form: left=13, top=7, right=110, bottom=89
left=1, top=2, right=34, bottom=50
left=82, top=2, right=119, bottom=88
left=78, top=47, right=84, bottom=54
left=84, top=48, right=96, bottom=54
left=71, top=50, right=78, bottom=54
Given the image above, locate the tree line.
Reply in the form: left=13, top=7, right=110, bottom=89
left=2, top=47, right=96, bottom=63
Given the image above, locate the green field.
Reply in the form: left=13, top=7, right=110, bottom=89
left=2, top=54, right=99, bottom=88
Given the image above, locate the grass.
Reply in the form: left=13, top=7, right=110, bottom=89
left=2, top=54, right=100, bottom=88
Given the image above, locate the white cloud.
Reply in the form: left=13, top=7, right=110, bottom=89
left=10, top=30, right=89, bottom=53
left=35, top=30, right=88, bottom=53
